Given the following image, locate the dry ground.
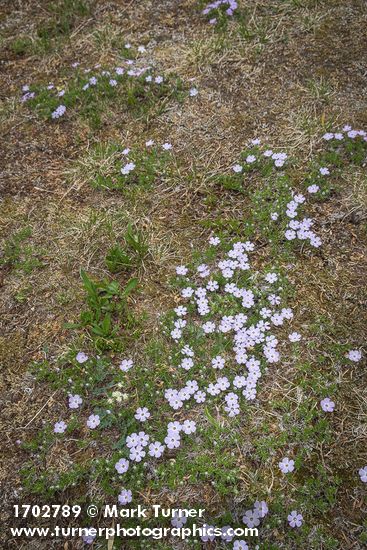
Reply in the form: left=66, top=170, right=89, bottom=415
left=0, top=0, right=366, bottom=548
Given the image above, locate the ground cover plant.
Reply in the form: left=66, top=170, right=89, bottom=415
left=1, top=1, right=366, bottom=549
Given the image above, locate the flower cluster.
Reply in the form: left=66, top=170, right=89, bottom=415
left=167, top=240, right=294, bottom=418
left=202, top=0, right=238, bottom=25
left=323, top=126, right=367, bottom=142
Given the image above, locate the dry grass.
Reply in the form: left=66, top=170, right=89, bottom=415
left=1, top=0, right=367, bottom=548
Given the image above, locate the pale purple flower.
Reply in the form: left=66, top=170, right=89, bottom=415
left=182, top=420, right=196, bottom=434
left=212, top=355, right=225, bottom=369
left=115, top=458, right=129, bottom=473
left=68, top=394, right=82, bottom=409
left=121, top=162, right=135, bottom=175
left=209, top=236, right=220, bottom=246
left=265, top=272, right=278, bottom=283
left=171, top=510, right=188, bottom=528
left=86, top=414, right=100, bottom=429
left=146, top=139, right=155, bottom=147
left=233, top=541, right=249, bottom=550
left=279, top=457, right=295, bottom=473
left=246, top=155, right=256, bottom=164
left=359, top=466, right=367, bottom=483
left=319, top=167, right=330, bottom=176
left=176, top=265, right=188, bottom=276
left=82, top=528, right=96, bottom=544
left=194, top=390, right=206, bottom=403
left=135, top=407, right=150, bottom=422
left=320, top=397, right=335, bottom=412
left=76, top=352, right=88, bottom=364
left=164, top=434, right=181, bottom=449
left=54, top=421, right=67, bottom=434
left=148, top=441, right=165, bottom=458
left=232, top=164, right=243, bottom=173
left=119, top=358, right=133, bottom=372
left=189, top=87, right=198, bottom=97
left=307, top=184, right=319, bottom=193
left=129, top=445, right=146, bottom=462
left=126, top=433, right=140, bottom=448
left=287, top=510, right=303, bottom=528
left=347, top=349, right=362, bottom=362
left=155, top=76, right=164, bottom=84
left=289, top=332, right=302, bottom=342
left=118, top=488, right=132, bottom=505
left=254, top=500, right=268, bottom=518
left=162, top=142, right=172, bottom=150
left=242, top=509, right=260, bottom=528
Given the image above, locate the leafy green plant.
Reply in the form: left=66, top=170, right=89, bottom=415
left=66, top=270, right=137, bottom=349
left=105, top=245, right=133, bottom=273
left=125, top=224, right=149, bottom=260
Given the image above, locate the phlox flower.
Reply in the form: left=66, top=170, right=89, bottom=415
left=174, top=306, right=187, bottom=316
left=201, top=523, right=216, bottom=541
left=285, top=229, right=296, bottom=240
left=279, top=457, right=295, bottom=473
left=87, top=414, right=100, bottom=429
left=265, top=272, right=278, bottom=283
left=68, top=394, right=82, bottom=409
left=320, top=397, right=335, bottom=412
left=254, top=500, right=268, bottom=518
left=209, top=236, right=220, bottom=246
left=180, top=357, right=194, bottom=370
left=189, top=87, right=198, bottom=97
left=246, top=155, right=256, bottom=164
left=118, top=488, right=132, bottom=505
left=207, top=280, right=219, bottom=291
left=129, top=445, right=146, bottom=462
left=54, top=421, right=67, bottom=434
left=319, top=167, right=330, bottom=175
left=233, top=541, right=249, bottom=550
left=307, top=184, right=319, bottom=193
left=347, top=349, right=362, bottom=362
left=289, top=332, right=301, bottom=342
left=81, top=528, right=96, bottom=544
left=162, top=142, right=172, bottom=150
left=182, top=420, right=196, bottom=434
left=119, top=358, right=133, bottom=372
left=359, top=466, right=367, bottom=483
left=194, top=390, right=206, bottom=403
left=242, top=509, right=260, bottom=527
left=171, top=511, right=187, bottom=528
left=121, top=162, right=135, bottom=175
left=148, top=441, right=165, bottom=458
left=164, top=434, right=181, bottom=449
left=181, top=345, right=194, bottom=357
left=115, top=458, right=129, bottom=474
left=207, top=383, right=220, bottom=396
left=233, top=164, right=243, bottom=173
left=287, top=510, right=303, bottom=528
left=135, top=407, right=150, bottom=422
left=212, top=355, right=225, bottom=369
left=76, top=352, right=88, bottom=363
left=176, top=265, right=188, bottom=276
